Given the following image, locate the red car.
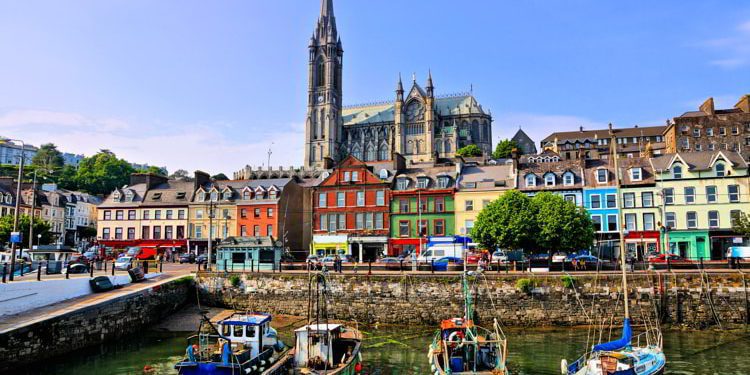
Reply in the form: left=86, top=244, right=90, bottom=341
left=647, top=253, right=692, bottom=264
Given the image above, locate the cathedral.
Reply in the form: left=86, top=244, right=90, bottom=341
left=304, top=0, right=493, bottom=168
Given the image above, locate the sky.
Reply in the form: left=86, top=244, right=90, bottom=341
left=0, top=0, right=749, bottom=175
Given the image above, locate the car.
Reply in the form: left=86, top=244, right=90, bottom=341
left=82, top=251, right=97, bottom=260
left=64, top=263, right=89, bottom=274
left=551, top=252, right=568, bottom=263
left=69, top=255, right=90, bottom=266
left=196, top=254, right=208, bottom=264
left=179, top=253, right=196, bottom=264
left=530, top=253, right=550, bottom=261
left=432, top=256, right=464, bottom=271
left=306, top=255, right=320, bottom=263
left=571, top=255, right=605, bottom=269
left=647, top=253, right=692, bottom=264
left=491, top=250, right=509, bottom=263
left=114, top=256, right=133, bottom=271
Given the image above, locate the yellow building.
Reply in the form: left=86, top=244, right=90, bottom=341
left=454, top=163, right=513, bottom=236
left=188, top=182, right=242, bottom=251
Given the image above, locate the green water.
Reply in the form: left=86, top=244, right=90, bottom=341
left=21, top=325, right=750, bottom=374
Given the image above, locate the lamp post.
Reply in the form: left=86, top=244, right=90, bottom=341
left=206, top=199, right=215, bottom=271
left=1, top=138, right=26, bottom=281
left=28, top=169, right=38, bottom=252
left=37, top=234, right=42, bottom=247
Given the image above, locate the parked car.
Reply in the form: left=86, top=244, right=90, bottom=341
left=571, top=254, right=605, bottom=268
left=466, top=252, right=483, bottom=264
left=647, top=253, right=692, bottom=264
left=491, top=250, right=509, bottom=263
left=196, top=254, right=208, bottom=264
left=551, top=252, right=568, bottom=263
left=530, top=253, right=550, bottom=261
left=433, top=256, right=464, bottom=271
left=306, top=255, right=320, bottom=263
left=69, top=255, right=90, bottom=266
left=82, top=251, right=97, bottom=260
left=114, top=256, right=133, bottom=271
left=64, top=263, right=89, bottom=274
left=179, top=253, right=196, bottom=264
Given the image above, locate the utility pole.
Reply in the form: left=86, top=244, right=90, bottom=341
left=28, top=170, right=37, bottom=251
left=207, top=199, right=214, bottom=271
left=8, top=139, right=26, bottom=281
left=610, top=123, right=629, bottom=319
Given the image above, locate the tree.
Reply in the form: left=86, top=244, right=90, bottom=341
left=456, top=144, right=483, bottom=157
left=0, top=215, right=53, bottom=246
left=138, top=166, right=166, bottom=176
left=75, top=151, right=135, bottom=195
left=56, top=165, right=79, bottom=190
left=470, top=190, right=538, bottom=252
left=169, top=169, right=191, bottom=180
left=492, top=139, right=519, bottom=159
left=733, top=211, right=750, bottom=237
left=531, top=192, right=594, bottom=252
left=31, top=143, right=65, bottom=172
left=212, top=173, right=229, bottom=181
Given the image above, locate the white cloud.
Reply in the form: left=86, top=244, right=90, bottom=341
left=702, top=20, right=750, bottom=69
left=493, top=112, right=605, bottom=147
left=0, top=109, right=305, bottom=175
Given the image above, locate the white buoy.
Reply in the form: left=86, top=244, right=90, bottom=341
left=561, top=359, right=568, bottom=374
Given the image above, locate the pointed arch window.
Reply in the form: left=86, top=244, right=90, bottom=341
left=365, top=143, right=376, bottom=161
left=316, top=59, right=325, bottom=87
left=378, top=144, right=388, bottom=160
left=351, top=144, right=362, bottom=160
left=444, top=140, right=452, bottom=154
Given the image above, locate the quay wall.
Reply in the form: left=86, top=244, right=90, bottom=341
left=0, top=277, right=191, bottom=373
left=196, top=272, right=750, bottom=329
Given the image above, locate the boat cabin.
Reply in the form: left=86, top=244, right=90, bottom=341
left=217, top=313, right=274, bottom=359
left=294, top=324, right=358, bottom=370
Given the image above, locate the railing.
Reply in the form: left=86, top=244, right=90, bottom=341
left=0, top=258, right=166, bottom=283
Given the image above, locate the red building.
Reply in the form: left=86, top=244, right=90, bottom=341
left=312, top=156, right=391, bottom=262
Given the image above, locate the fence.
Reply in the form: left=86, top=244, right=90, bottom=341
left=0, top=259, right=166, bottom=283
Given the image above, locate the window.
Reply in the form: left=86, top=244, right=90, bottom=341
left=102, top=228, right=110, bottom=239
left=396, top=178, right=409, bottom=190
left=624, top=213, right=636, bottom=231
left=665, top=212, right=676, bottom=229
left=355, top=213, right=364, bottom=229
left=267, top=225, right=273, bottom=236
left=623, top=193, right=635, bottom=208
left=706, top=128, right=714, bottom=136
left=337, top=192, right=345, bottom=207
left=400, top=199, right=410, bottom=213
left=343, top=171, right=351, bottom=182
left=142, top=226, right=150, bottom=239
left=266, top=208, right=273, bottom=217
left=240, top=208, right=247, bottom=218
left=630, top=168, right=642, bottom=181
left=176, top=226, right=184, bottom=239
left=720, top=127, right=726, bottom=135
left=194, top=225, right=202, bottom=238
left=318, top=193, right=327, bottom=207
left=240, top=225, right=247, bottom=236
left=104, top=211, right=111, bottom=220
left=128, top=210, right=136, bottom=220
left=563, top=173, right=574, bottom=186
left=222, top=190, right=231, bottom=200
left=642, top=192, right=653, bottom=207
left=254, top=208, right=261, bottom=218
left=437, top=177, right=450, bottom=189
left=695, top=144, right=702, bottom=152
left=352, top=171, right=359, bottom=181
left=242, top=190, right=251, bottom=200
left=708, top=211, right=719, bottom=228
left=663, top=188, right=674, bottom=205
left=732, top=126, right=740, bottom=135
left=706, top=186, right=717, bottom=203
left=592, top=216, right=602, bottom=232
left=729, top=185, right=740, bottom=202
left=365, top=213, right=375, bottom=230
left=564, top=195, right=576, bottom=203
left=417, top=178, right=429, bottom=189
left=165, top=226, right=173, bottom=240
left=544, top=173, right=555, bottom=186
left=482, top=199, right=491, bottom=209
left=465, top=200, right=474, bottom=211
left=684, top=187, right=695, bottom=204
left=399, top=221, right=410, bottom=237
left=708, top=143, right=716, bottom=151
left=375, top=213, right=383, bottom=229
left=416, top=220, right=428, bottom=236
left=434, top=220, right=445, bottom=236
left=195, top=209, right=202, bottom=219
left=686, top=212, right=697, bottom=229
left=606, top=194, right=617, bottom=208
left=154, top=210, right=161, bottom=220
left=692, top=128, right=701, bottom=137
left=731, top=210, right=741, bottom=227
left=672, top=165, right=682, bottom=179
left=376, top=190, right=385, bottom=206
left=320, top=214, right=327, bottom=231
left=715, top=163, right=725, bottom=177
left=525, top=174, right=536, bottom=187
left=338, top=214, right=345, bottom=230
left=178, top=210, right=185, bottom=219
left=643, top=213, right=655, bottom=230
left=254, top=225, right=260, bottom=236
left=153, top=226, right=161, bottom=240
left=419, top=198, right=428, bottom=212
left=435, top=198, right=445, bottom=212
left=607, top=214, right=618, bottom=232
left=166, top=210, right=173, bottom=220
left=356, top=191, right=365, bottom=207
left=210, top=191, right=218, bottom=201
left=590, top=195, right=601, bottom=209
left=597, top=169, right=608, bottom=183
left=115, top=210, right=124, bottom=220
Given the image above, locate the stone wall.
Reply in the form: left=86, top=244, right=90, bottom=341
left=196, top=272, right=750, bottom=329
left=0, top=278, right=191, bottom=372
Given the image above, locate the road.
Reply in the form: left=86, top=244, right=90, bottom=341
left=5, top=261, right=198, bottom=282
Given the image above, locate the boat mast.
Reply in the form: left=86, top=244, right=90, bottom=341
left=610, top=123, right=630, bottom=320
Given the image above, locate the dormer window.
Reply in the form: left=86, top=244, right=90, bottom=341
left=176, top=192, right=186, bottom=200
left=563, top=172, right=574, bottom=186
left=210, top=191, right=218, bottom=202
left=630, top=167, right=642, bottom=181
left=197, top=191, right=206, bottom=202
left=4, top=194, right=11, bottom=204
left=596, top=169, right=608, bottom=184
left=152, top=192, right=162, bottom=201
left=417, top=177, right=429, bottom=189
left=222, top=190, right=232, bottom=200
left=242, top=189, right=251, bottom=200
left=379, top=169, right=389, bottom=180
left=544, top=173, right=556, bottom=187
left=437, top=176, right=450, bottom=189
left=343, top=171, right=351, bottom=182
left=396, top=178, right=409, bottom=190
left=525, top=174, right=536, bottom=187
left=268, top=186, right=279, bottom=199
left=254, top=187, right=265, bottom=200
left=672, top=165, right=682, bottom=179
left=352, top=171, right=359, bottom=181
left=112, top=191, right=121, bottom=201
left=715, top=163, right=725, bottom=177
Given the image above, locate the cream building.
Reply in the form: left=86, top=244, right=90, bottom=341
left=454, top=163, right=513, bottom=236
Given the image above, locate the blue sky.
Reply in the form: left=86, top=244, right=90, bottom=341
left=0, top=0, right=748, bottom=174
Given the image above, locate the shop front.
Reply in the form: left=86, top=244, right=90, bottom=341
left=349, top=236, right=388, bottom=262
left=388, top=238, right=425, bottom=257
left=665, top=230, right=709, bottom=260
left=311, top=235, right=349, bottom=257
left=709, top=231, right=748, bottom=260
left=624, top=231, right=660, bottom=260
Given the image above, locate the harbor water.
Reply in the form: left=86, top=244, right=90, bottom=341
left=20, top=319, right=750, bottom=374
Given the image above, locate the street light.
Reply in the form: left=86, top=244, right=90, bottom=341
left=0, top=138, right=26, bottom=281
left=37, top=234, right=41, bottom=247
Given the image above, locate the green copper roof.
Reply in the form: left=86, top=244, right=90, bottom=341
left=341, top=94, right=486, bottom=126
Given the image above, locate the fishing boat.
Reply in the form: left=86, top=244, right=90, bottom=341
left=428, top=272, right=509, bottom=374
left=266, top=272, right=364, bottom=374
left=560, top=128, right=666, bottom=375
left=174, top=312, right=289, bottom=375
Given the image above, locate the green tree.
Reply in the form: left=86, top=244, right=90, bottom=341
left=212, top=173, right=229, bottom=181
left=456, top=144, right=483, bottom=157
left=733, top=211, right=750, bottom=237
left=75, top=151, right=135, bottom=195
left=31, top=143, right=65, bottom=172
left=531, top=192, right=594, bottom=253
left=56, top=164, right=79, bottom=190
left=169, top=169, right=191, bottom=180
left=492, top=139, right=519, bottom=159
left=138, top=166, right=166, bottom=176
left=470, top=190, right=538, bottom=252
left=0, top=215, right=53, bottom=246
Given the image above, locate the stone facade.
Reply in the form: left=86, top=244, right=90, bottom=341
left=196, top=272, right=749, bottom=329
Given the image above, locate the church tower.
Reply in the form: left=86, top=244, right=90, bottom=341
left=304, top=0, right=343, bottom=168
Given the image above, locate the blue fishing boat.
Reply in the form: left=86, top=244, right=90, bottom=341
left=174, top=312, right=288, bottom=375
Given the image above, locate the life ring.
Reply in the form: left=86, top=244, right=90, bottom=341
left=447, top=331, right=464, bottom=347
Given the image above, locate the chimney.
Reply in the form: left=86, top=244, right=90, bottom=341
left=699, top=97, right=715, bottom=115
left=392, top=152, right=406, bottom=172
left=735, top=94, right=750, bottom=113
left=579, top=126, right=584, bottom=132
left=511, top=148, right=519, bottom=172
left=129, top=173, right=168, bottom=189
left=194, top=170, right=211, bottom=191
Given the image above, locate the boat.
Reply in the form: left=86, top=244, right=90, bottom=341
left=174, top=312, right=289, bottom=375
left=428, top=272, right=509, bottom=374
left=267, top=272, right=364, bottom=374
left=560, top=128, right=666, bottom=375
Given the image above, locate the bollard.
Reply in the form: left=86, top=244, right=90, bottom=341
left=279, top=260, right=283, bottom=273
left=37, top=262, right=42, bottom=281
left=497, top=260, right=501, bottom=274
left=89, top=263, right=94, bottom=277
left=20, top=261, right=24, bottom=277
left=159, top=259, right=163, bottom=273
left=251, top=259, right=254, bottom=273
left=667, top=257, right=671, bottom=272
left=66, top=264, right=70, bottom=279
left=112, top=261, right=116, bottom=275
left=700, top=258, right=704, bottom=270
left=143, top=261, right=149, bottom=274
left=431, top=259, right=435, bottom=274
left=739, top=258, right=743, bottom=270
left=197, top=261, right=201, bottom=273
left=399, top=259, right=403, bottom=272
left=368, top=261, right=372, bottom=276
left=224, top=259, right=228, bottom=273
left=104, top=260, right=107, bottom=273
left=2, top=263, right=6, bottom=283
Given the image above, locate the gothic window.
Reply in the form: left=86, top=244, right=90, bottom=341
left=351, top=144, right=362, bottom=160
left=378, top=144, right=388, bottom=160
left=365, top=143, right=376, bottom=161
left=311, top=146, right=317, bottom=162
left=316, top=58, right=325, bottom=87
left=444, top=140, right=452, bottom=154
left=406, top=101, right=424, bottom=122
left=482, top=121, right=490, bottom=142
left=310, top=117, right=317, bottom=139
left=435, top=141, right=443, bottom=153
left=317, top=109, right=324, bottom=139
left=471, top=120, right=480, bottom=142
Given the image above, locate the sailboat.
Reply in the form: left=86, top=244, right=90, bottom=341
left=428, top=271, right=509, bottom=374
left=560, top=127, right=666, bottom=375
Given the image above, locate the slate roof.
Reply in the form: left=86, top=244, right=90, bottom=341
left=541, top=125, right=666, bottom=144
left=99, top=183, right=149, bottom=208
left=617, top=157, right=655, bottom=186
left=459, top=164, right=513, bottom=191
left=393, top=164, right=458, bottom=190
left=140, top=180, right=194, bottom=207
left=342, top=94, right=487, bottom=127
left=650, top=151, right=748, bottom=172
left=678, top=108, right=742, bottom=118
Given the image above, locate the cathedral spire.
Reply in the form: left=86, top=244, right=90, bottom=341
left=317, top=0, right=337, bottom=42
left=321, top=0, right=334, bottom=19
left=396, top=73, right=404, bottom=101
left=426, top=69, right=434, bottom=97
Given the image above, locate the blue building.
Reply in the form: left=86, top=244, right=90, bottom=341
left=583, top=160, right=620, bottom=258
left=216, top=236, right=283, bottom=272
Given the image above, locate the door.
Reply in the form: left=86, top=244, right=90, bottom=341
left=696, top=237, right=706, bottom=260
left=678, top=242, right=689, bottom=258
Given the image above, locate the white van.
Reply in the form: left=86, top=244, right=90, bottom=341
left=417, top=244, right=464, bottom=263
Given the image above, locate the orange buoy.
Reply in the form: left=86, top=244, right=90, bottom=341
left=355, top=362, right=363, bottom=373
left=143, top=365, right=155, bottom=373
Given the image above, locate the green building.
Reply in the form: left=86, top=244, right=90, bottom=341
left=216, top=236, right=283, bottom=271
